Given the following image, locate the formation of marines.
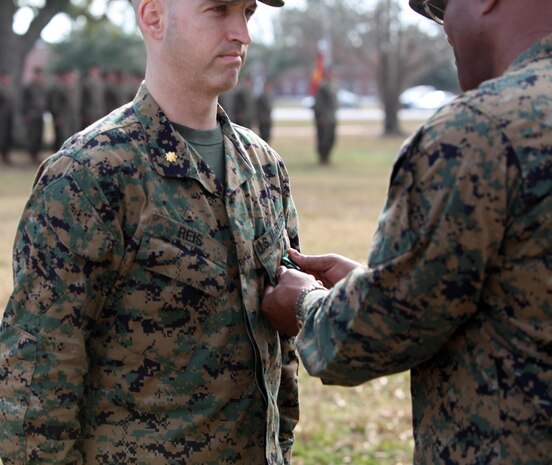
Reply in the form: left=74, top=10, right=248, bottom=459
left=0, top=66, right=141, bottom=165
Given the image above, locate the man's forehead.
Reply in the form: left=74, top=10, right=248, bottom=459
left=215, top=0, right=284, bottom=6
left=133, top=0, right=284, bottom=9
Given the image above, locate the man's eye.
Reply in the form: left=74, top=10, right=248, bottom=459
left=211, top=5, right=227, bottom=13
left=245, top=7, right=256, bottom=19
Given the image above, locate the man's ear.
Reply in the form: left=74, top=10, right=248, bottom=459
left=481, top=0, right=499, bottom=15
left=138, top=0, right=165, bottom=41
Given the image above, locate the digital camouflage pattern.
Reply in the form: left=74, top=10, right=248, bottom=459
left=0, top=83, right=300, bottom=464
left=297, top=34, right=552, bottom=464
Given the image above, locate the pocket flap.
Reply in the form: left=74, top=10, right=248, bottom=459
left=136, top=215, right=227, bottom=297
left=254, top=212, right=288, bottom=285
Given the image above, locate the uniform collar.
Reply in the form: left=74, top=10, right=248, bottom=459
left=132, top=83, right=255, bottom=195
left=508, top=32, right=552, bottom=74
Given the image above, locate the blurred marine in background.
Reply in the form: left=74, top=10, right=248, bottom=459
left=0, top=70, right=14, bottom=165
left=22, top=67, right=48, bottom=164
left=313, top=68, right=337, bottom=165
left=81, top=64, right=106, bottom=128
left=256, top=78, right=274, bottom=143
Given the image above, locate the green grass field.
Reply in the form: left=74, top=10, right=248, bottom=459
left=0, top=118, right=424, bottom=465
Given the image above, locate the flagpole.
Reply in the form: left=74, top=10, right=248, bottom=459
left=321, top=0, right=333, bottom=69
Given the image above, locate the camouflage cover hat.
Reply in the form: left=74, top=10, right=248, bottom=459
left=408, top=0, right=444, bottom=21
left=259, top=0, right=284, bottom=5
left=409, top=0, right=429, bottom=18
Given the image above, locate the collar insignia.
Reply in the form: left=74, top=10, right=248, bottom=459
left=165, top=151, right=178, bottom=163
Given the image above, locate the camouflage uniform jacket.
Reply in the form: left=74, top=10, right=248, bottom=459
left=0, top=83, right=300, bottom=465
left=297, top=35, right=552, bottom=464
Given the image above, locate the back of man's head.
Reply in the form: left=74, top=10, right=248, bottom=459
left=407, top=0, right=552, bottom=90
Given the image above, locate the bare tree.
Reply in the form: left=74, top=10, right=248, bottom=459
left=349, top=0, right=451, bottom=135
left=271, top=0, right=452, bottom=135
left=1, top=0, right=135, bottom=142
left=0, top=0, right=74, bottom=98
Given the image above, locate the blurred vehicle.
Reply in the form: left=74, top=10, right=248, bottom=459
left=337, top=89, right=361, bottom=108
left=400, top=85, right=456, bottom=110
left=301, top=89, right=361, bottom=109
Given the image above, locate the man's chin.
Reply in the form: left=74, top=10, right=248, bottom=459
left=217, top=74, right=240, bottom=93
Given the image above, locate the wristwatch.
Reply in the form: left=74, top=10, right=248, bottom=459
left=295, top=284, right=324, bottom=329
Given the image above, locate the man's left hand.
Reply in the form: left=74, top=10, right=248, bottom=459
left=262, top=266, right=323, bottom=336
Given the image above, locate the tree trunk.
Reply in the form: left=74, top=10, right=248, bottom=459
left=0, top=0, right=71, bottom=144
left=376, top=0, right=404, bottom=136
left=382, top=94, right=402, bottom=136
left=0, top=2, right=17, bottom=73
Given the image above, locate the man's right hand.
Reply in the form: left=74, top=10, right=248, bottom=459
left=286, top=249, right=361, bottom=288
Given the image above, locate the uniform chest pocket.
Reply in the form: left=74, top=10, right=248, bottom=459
left=254, top=212, right=290, bottom=286
left=136, top=215, right=228, bottom=297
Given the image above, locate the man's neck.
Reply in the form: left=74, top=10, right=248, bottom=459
left=488, top=2, right=552, bottom=78
left=144, top=72, right=220, bottom=131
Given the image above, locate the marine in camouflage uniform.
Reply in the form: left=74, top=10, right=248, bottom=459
left=313, top=72, right=337, bottom=165
left=232, top=74, right=255, bottom=129
left=103, top=69, right=127, bottom=115
left=23, top=67, right=48, bottom=163
left=0, top=80, right=299, bottom=465
left=261, top=3, right=552, bottom=465
left=48, top=69, right=81, bottom=152
left=0, top=0, right=299, bottom=463
left=0, top=71, right=14, bottom=164
left=256, top=79, right=274, bottom=144
left=81, top=65, right=106, bottom=129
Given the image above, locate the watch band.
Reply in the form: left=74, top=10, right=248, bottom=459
left=295, top=284, right=324, bottom=329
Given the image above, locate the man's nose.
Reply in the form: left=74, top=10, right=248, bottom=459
left=227, top=13, right=253, bottom=45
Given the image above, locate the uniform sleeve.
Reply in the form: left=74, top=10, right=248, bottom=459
left=278, top=334, right=300, bottom=464
left=0, top=157, right=122, bottom=464
left=276, top=157, right=300, bottom=463
left=296, top=102, right=515, bottom=385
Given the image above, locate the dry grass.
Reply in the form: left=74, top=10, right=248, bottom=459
left=0, top=117, right=425, bottom=464
left=0, top=166, right=36, bottom=311
left=270, top=121, right=419, bottom=465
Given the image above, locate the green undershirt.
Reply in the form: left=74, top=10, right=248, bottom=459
left=173, top=122, right=226, bottom=182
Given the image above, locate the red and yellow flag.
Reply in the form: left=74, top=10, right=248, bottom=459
left=309, top=49, right=324, bottom=96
